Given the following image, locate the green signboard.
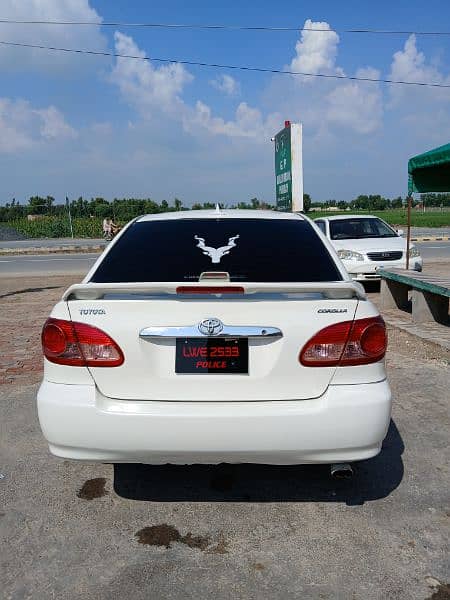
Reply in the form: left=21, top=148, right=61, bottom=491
left=275, top=126, right=292, bottom=211
left=274, top=122, right=303, bottom=212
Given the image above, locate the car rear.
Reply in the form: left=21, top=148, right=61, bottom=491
left=37, top=210, right=391, bottom=465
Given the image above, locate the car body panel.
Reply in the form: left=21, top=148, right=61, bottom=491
left=37, top=379, right=391, bottom=464
left=53, top=296, right=360, bottom=401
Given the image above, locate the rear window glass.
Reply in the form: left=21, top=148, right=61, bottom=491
left=91, top=218, right=342, bottom=283
left=315, top=220, right=326, bottom=234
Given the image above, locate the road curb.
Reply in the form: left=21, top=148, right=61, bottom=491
left=412, top=236, right=450, bottom=242
left=383, top=315, right=450, bottom=355
left=0, top=246, right=104, bottom=256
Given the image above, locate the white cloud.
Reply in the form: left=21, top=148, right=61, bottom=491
left=326, top=68, right=383, bottom=134
left=389, top=34, right=450, bottom=103
left=280, top=20, right=383, bottom=134
left=210, top=74, right=240, bottom=96
left=0, top=98, right=76, bottom=153
left=111, top=32, right=277, bottom=140
left=184, top=101, right=279, bottom=140
left=0, top=0, right=107, bottom=70
left=111, top=31, right=193, bottom=117
left=111, top=21, right=386, bottom=147
left=390, top=35, right=447, bottom=86
left=35, top=106, right=77, bottom=140
left=0, top=99, right=34, bottom=152
left=386, top=34, right=450, bottom=146
left=289, top=19, right=343, bottom=80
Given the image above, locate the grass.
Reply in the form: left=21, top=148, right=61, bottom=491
left=2, top=209, right=450, bottom=239
left=310, top=209, right=450, bottom=228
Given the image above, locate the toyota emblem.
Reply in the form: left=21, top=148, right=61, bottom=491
left=198, top=318, right=224, bottom=336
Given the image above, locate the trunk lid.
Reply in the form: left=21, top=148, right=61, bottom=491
left=66, top=288, right=359, bottom=401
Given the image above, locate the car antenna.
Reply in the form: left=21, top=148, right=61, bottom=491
left=215, top=203, right=221, bottom=213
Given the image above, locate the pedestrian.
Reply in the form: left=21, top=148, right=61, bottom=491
left=102, top=217, right=112, bottom=239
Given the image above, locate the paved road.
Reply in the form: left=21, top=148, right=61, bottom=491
left=409, top=227, right=450, bottom=238
left=0, top=237, right=105, bottom=249
left=0, top=253, right=98, bottom=276
left=0, top=242, right=448, bottom=277
left=416, top=240, right=450, bottom=260
left=0, top=275, right=449, bottom=600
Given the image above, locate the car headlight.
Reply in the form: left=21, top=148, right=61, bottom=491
left=337, top=249, right=364, bottom=262
left=408, top=246, right=421, bottom=258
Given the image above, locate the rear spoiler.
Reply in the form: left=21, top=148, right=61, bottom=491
left=63, top=281, right=366, bottom=301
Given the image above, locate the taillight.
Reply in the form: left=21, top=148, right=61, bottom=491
left=299, top=316, right=387, bottom=367
left=42, top=318, right=124, bottom=367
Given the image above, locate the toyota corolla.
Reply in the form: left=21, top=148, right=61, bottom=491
left=37, top=210, right=391, bottom=472
left=314, top=215, right=422, bottom=281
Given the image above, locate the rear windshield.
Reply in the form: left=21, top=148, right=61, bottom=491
left=91, top=218, right=342, bottom=283
left=329, top=218, right=397, bottom=240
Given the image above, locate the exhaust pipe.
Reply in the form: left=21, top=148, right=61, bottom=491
left=330, top=463, right=354, bottom=480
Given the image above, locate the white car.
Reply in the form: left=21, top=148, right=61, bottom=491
left=37, top=210, right=391, bottom=474
left=315, top=215, right=422, bottom=281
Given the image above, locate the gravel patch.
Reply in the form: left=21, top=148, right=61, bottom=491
left=0, top=225, right=27, bottom=241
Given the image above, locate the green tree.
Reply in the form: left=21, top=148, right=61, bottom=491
left=420, top=193, right=450, bottom=207
left=303, top=193, right=311, bottom=213
left=1, top=198, right=25, bottom=220
left=368, top=195, right=387, bottom=211
left=28, top=196, right=54, bottom=215
left=70, top=196, right=90, bottom=218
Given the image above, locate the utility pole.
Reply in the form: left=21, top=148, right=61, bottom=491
left=406, top=195, right=412, bottom=270
left=66, top=196, right=74, bottom=239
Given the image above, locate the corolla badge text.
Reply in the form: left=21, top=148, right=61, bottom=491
left=317, top=308, right=348, bottom=313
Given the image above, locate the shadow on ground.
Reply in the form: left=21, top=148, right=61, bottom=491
left=113, top=420, right=404, bottom=505
left=0, top=286, right=61, bottom=299
left=362, top=281, right=381, bottom=294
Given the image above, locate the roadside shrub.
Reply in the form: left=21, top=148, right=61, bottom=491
left=9, top=217, right=104, bottom=238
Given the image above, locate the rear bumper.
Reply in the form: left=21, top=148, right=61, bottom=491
left=37, top=379, right=392, bottom=465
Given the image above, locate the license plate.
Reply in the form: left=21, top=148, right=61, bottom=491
left=175, top=338, right=248, bottom=374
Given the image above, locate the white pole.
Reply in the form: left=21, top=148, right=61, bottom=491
left=66, top=197, right=74, bottom=239
left=290, top=123, right=303, bottom=212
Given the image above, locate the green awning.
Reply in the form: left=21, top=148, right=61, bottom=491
left=408, top=142, right=450, bottom=193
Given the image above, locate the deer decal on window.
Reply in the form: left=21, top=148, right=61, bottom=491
left=194, top=234, right=240, bottom=264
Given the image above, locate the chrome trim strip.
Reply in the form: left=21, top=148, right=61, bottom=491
left=139, top=325, right=283, bottom=339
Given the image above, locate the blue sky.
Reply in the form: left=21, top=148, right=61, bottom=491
left=0, top=0, right=449, bottom=206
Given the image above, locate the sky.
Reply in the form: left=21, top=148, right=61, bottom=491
left=0, top=0, right=449, bottom=206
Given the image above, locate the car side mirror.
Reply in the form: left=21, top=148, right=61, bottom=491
left=396, top=229, right=404, bottom=236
